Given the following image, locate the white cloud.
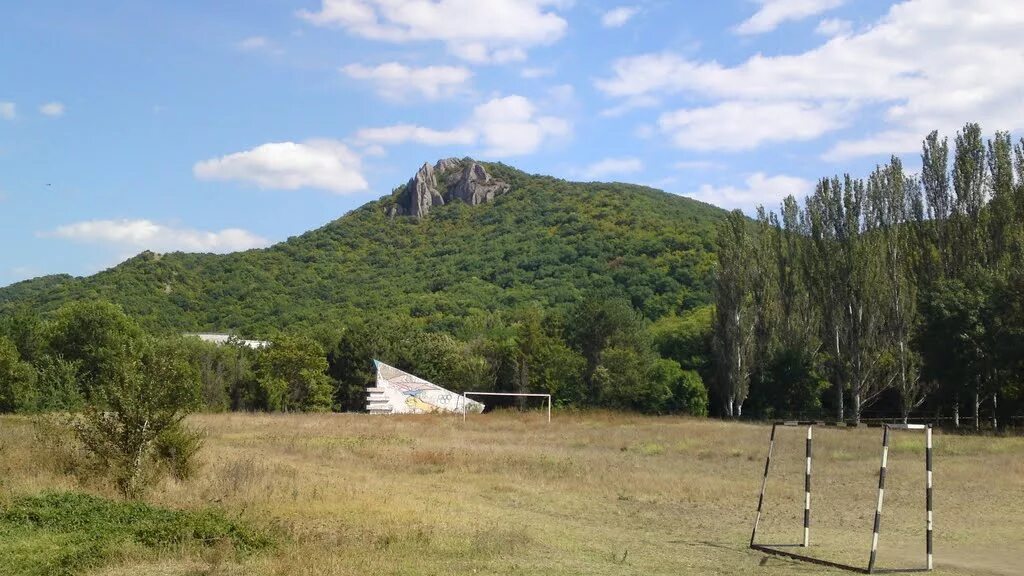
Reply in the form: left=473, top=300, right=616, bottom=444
left=581, top=157, right=644, bottom=180
left=673, top=160, right=724, bottom=171
left=520, top=66, right=555, bottom=79
left=471, top=95, right=570, bottom=157
left=353, top=124, right=476, bottom=146
left=352, top=95, right=569, bottom=157
left=45, top=219, right=270, bottom=254
left=686, top=173, right=813, bottom=211
left=815, top=17, right=851, bottom=36
left=193, top=140, right=368, bottom=194
left=735, top=0, right=844, bottom=35
left=598, top=0, right=1024, bottom=158
left=39, top=102, right=65, bottom=117
left=602, top=6, right=639, bottom=28
left=658, top=101, right=847, bottom=151
left=0, top=102, right=14, bottom=120
left=342, top=62, right=471, bottom=100
left=299, top=0, right=569, bottom=63
left=235, top=36, right=284, bottom=55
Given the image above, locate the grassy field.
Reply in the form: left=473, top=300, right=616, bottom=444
left=1, top=412, right=1021, bottom=575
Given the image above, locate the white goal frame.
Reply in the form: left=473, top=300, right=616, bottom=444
left=750, top=421, right=934, bottom=574
left=461, top=392, right=552, bottom=423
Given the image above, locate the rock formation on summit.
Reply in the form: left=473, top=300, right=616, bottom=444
left=388, top=158, right=510, bottom=218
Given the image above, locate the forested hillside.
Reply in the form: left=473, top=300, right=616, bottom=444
left=0, top=161, right=725, bottom=416
left=0, top=162, right=724, bottom=335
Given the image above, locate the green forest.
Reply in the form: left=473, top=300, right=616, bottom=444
left=713, top=124, right=1024, bottom=427
left=2, top=136, right=1023, bottom=427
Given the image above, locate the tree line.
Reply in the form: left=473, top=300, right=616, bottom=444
left=0, top=295, right=711, bottom=417
left=713, top=124, right=1024, bottom=427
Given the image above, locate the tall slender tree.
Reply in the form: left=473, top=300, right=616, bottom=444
left=713, top=210, right=755, bottom=417
left=868, top=157, right=925, bottom=422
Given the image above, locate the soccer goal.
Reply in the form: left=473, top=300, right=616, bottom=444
left=460, top=392, right=552, bottom=423
left=750, top=421, right=934, bottom=574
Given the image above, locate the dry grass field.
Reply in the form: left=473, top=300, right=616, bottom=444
left=1, top=412, right=1022, bottom=576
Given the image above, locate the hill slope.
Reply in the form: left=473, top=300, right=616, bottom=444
left=0, top=161, right=726, bottom=334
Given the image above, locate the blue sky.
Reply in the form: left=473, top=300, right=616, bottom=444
left=2, top=0, right=1022, bottom=286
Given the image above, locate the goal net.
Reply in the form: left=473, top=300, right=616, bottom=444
left=460, top=392, right=552, bottom=423
left=750, top=421, right=933, bottom=574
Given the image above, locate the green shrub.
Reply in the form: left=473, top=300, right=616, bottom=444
left=0, top=491, right=273, bottom=576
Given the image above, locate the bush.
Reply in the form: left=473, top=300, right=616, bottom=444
left=152, top=421, right=205, bottom=482
left=72, top=337, right=202, bottom=499
left=0, top=491, right=273, bottom=576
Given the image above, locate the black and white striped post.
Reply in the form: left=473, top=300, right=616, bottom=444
left=750, top=423, right=777, bottom=546
left=868, top=425, right=891, bottom=573
left=753, top=421, right=933, bottom=574
left=804, top=425, right=812, bottom=547
left=926, top=425, right=934, bottom=570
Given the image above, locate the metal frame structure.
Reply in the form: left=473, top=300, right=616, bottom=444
left=750, top=421, right=934, bottom=574
left=461, top=392, right=552, bottom=423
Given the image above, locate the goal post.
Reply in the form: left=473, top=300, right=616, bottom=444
left=750, top=421, right=934, bottom=574
left=460, top=392, right=552, bottom=423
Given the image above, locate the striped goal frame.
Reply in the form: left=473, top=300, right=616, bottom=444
left=750, top=421, right=934, bottom=574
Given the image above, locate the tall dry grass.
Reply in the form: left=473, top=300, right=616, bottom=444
left=1, top=411, right=1021, bottom=575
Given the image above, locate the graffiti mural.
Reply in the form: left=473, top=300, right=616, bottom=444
left=367, top=360, right=485, bottom=415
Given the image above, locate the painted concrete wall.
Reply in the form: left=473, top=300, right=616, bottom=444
left=367, top=360, right=484, bottom=415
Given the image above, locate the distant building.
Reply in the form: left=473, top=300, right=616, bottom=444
left=184, top=333, right=270, bottom=349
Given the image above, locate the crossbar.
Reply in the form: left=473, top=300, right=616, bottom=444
left=462, top=392, right=552, bottom=423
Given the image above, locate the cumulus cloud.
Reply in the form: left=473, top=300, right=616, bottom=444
left=471, top=95, right=571, bottom=157
left=342, top=62, right=471, bottom=100
left=353, top=95, right=570, bottom=157
left=580, top=157, right=644, bottom=180
left=658, top=101, right=847, bottom=151
left=45, top=219, right=270, bottom=254
left=602, top=6, right=639, bottom=28
left=686, top=173, right=813, bottom=211
left=0, top=102, right=14, bottom=120
left=39, top=102, right=65, bottom=117
left=193, top=140, right=368, bottom=194
left=298, top=0, right=569, bottom=63
left=598, top=0, right=1024, bottom=158
left=735, top=0, right=844, bottom=35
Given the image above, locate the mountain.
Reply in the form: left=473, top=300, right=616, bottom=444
left=0, top=159, right=727, bottom=335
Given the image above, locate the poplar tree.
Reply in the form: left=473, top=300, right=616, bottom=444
left=712, top=210, right=755, bottom=417
left=868, top=157, right=925, bottom=422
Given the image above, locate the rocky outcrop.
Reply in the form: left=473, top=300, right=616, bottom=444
left=403, top=162, right=446, bottom=218
left=451, top=162, right=510, bottom=206
left=389, top=158, right=510, bottom=217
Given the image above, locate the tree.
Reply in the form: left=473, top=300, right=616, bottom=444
left=712, top=210, right=755, bottom=417
left=73, top=337, right=202, bottom=499
left=868, top=157, right=927, bottom=422
left=47, top=301, right=144, bottom=400
left=34, top=354, right=83, bottom=412
left=256, top=334, right=334, bottom=412
left=0, top=336, right=37, bottom=413
left=567, top=293, right=645, bottom=404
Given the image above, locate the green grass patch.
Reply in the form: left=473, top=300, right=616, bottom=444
left=0, top=491, right=273, bottom=576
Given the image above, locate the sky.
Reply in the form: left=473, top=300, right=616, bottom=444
left=2, top=0, right=1023, bottom=286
